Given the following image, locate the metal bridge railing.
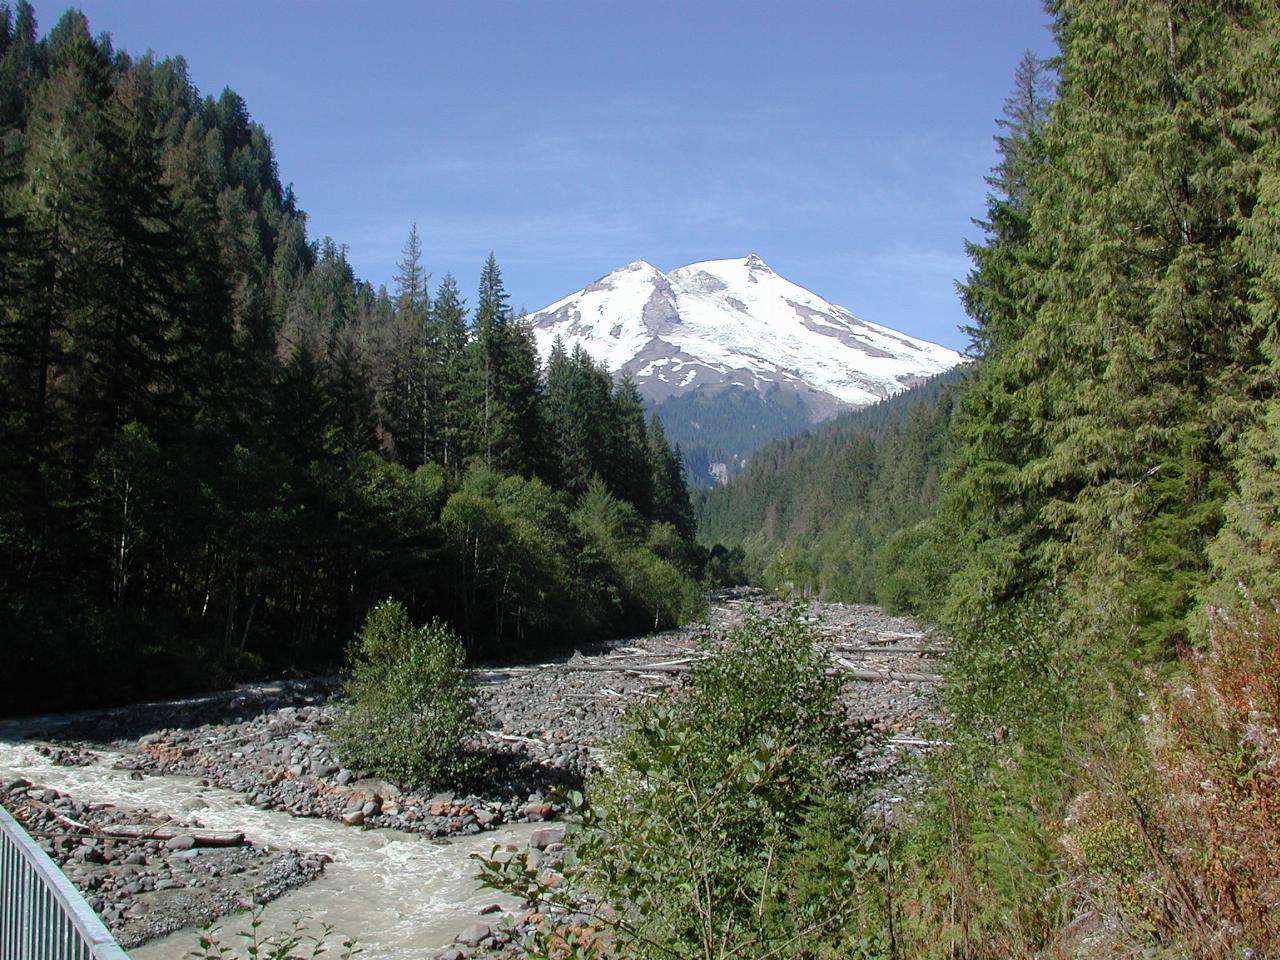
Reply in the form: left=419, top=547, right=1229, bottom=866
left=0, top=801, right=131, bottom=960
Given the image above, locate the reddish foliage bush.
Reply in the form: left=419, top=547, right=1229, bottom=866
left=1148, top=606, right=1280, bottom=955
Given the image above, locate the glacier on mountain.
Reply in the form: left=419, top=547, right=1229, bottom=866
left=528, top=255, right=962, bottom=416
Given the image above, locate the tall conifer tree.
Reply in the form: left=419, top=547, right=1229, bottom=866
left=464, top=253, right=539, bottom=475
left=429, top=272, right=469, bottom=471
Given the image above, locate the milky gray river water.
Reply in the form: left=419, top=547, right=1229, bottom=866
left=0, top=738, right=532, bottom=959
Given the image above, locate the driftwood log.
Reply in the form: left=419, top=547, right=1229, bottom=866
left=87, top=824, right=246, bottom=846
left=559, top=663, right=690, bottom=675
left=868, top=632, right=926, bottom=645
left=19, top=801, right=245, bottom=846
left=829, top=645, right=943, bottom=657
left=558, top=655, right=940, bottom=683
left=834, top=657, right=941, bottom=683
left=13, top=796, right=245, bottom=845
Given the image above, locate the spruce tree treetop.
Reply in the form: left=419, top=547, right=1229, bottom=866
left=990, top=50, right=1054, bottom=210
left=394, top=222, right=429, bottom=326
left=474, top=251, right=509, bottom=333
left=431, top=272, right=467, bottom=348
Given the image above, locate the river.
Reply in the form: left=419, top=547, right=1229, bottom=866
left=0, top=736, right=532, bottom=959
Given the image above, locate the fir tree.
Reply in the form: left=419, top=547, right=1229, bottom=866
left=393, top=221, right=429, bottom=326
left=543, top=341, right=612, bottom=494
left=611, top=377, right=653, bottom=515
left=467, top=252, right=508, bottom=470
left=0, top=1, right=43, bottom=128
left=380, top=224, right=433, bottom=467
left=326, top=326, right=377, bottom=458
left=429, top=272, right=469, bottom=472
left=464, top=253, right=540, bottom=475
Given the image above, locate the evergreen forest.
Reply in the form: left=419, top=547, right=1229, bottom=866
left=0, top=4, right=702, bottom=713
left=654, top=383, right=817, bottom=486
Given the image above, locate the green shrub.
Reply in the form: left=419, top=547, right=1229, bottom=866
left=331, top=599, right=478, bottom=788
left=440, top=469, right=578, bottom=650
left=703, top=543, right=748, bottom=588
left=873, top=516, right=962, bottom=618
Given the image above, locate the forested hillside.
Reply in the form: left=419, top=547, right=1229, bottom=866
left=702, top=0, right=1280, bottom=674
left=0, top=5, right=701, bottom=712
left=933, top=8, right=1277, bottom=647
left=694, top=370, right=961, bottom=602
left=657, top=383, right=815, bottom=486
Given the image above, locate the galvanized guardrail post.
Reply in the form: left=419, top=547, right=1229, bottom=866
left=0, top=802, right=131, bottom=960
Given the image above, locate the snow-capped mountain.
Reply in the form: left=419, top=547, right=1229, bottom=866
left=529, top=255, right=962, bottom=418
left=527, top=255, right=964, bottom=484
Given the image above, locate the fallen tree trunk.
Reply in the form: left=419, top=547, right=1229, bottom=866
left=834, top=657, right=940, bottom=683
left=484, top=730, right=546, bottom=745
left=560, top=663, right=690, bottom=675
left=830, top=645, right=944, bottom=656
left=19, top=797, right=246, bottom=846
left=94, top=824, right=246, bottom=846
left=869, top=632, right=926, bottom=645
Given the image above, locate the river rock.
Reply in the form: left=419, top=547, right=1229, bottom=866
left=456, top=922, right=492, bottom=946
left=0, top=595, right=948, bottom=959
left=524, top=802, right=553, bottom=821
left=529, top=826, right=564, bottom=850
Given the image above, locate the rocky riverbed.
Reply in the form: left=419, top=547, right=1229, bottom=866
left=0, top=775, right=325, bottom=948
left=0, top=593, right=941, bottom=957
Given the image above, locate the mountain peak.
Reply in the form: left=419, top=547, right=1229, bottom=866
left=619, top=259, right=660, bottom=273
left=529, top=255, right=962, bottom=411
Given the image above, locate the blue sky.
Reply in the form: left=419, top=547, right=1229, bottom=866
left=33, top=1, right=1055, bottom=350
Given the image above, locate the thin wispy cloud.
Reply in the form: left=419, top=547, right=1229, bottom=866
left=85, top=0, right=1056, bottom=349
left=870, top=247, right=971, bottom=281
